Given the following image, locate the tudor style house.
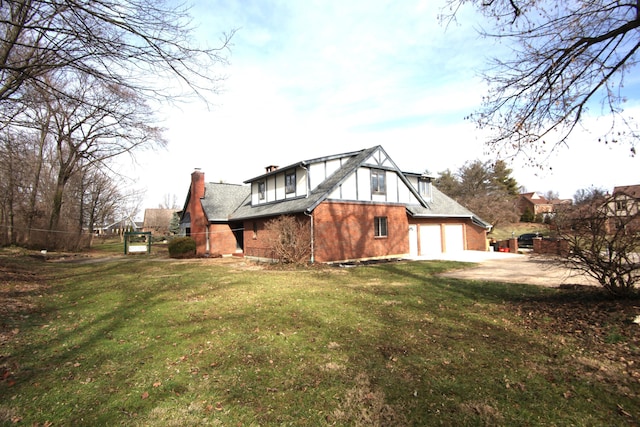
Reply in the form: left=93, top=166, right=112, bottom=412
left=180, top=146, right=491, bottom=263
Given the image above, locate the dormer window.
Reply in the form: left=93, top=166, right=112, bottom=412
left=418, top=178, right=432, bottom=200
left=371, top=169, right=386, bottom=194
left=258, top=181, right=266, bottom=200
left=285, top=170, right=296, bottom=194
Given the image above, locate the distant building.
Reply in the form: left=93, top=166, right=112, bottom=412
left=517, top=192, right=572, bottom=221
left=517, top=192, right=554, bottom=220
left=142, top=209, right=178, bottom=236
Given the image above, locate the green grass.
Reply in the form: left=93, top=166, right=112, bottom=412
left=1, top=253, right=638, bottom=426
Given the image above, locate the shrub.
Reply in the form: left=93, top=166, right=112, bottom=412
left=167, top=237, right=196, bottom=258
left=264, top=215, right=311, bottom=264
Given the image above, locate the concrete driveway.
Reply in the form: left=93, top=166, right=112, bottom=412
left=415, top=251, right=598, bottom=288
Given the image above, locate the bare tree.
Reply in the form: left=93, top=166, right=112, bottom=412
left=265, top=216, right=312, bottom=264
left=442, top=0, right=640, bottom=162
left=159, top=194, right=180, bottom=210
left=0, top=0, right=233, bottom=109
left=553, top=190, right=640, bottom=297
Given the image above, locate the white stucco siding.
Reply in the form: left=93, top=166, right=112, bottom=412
left=338, top=173, right=358, bottom=199
left=356, top=168, right=371, bottom=201
left=275, top=173, right=285, bottom=199
left=266, top=175, right=277, bottom=201
left=309, top=159, right=344, bottom=190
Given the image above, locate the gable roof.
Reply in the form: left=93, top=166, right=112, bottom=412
left=143, top=208, right=177, bottom=229
left=201, top=182, right=251, bottom=222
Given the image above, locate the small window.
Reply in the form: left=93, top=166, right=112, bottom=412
left=418, top=178, right=431, bottom=199
left=371, top=169, right=386, bottom=194
left=374, top=216, right=388, bottom=238
left=616, top=200, right=627, bottom=211
left=285, top=170, right=296, bottom=194
left=258, top=181, right=265, bottom=200
left=253, top=222, right=258, bottom=239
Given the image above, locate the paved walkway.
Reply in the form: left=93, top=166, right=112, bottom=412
left=412, top=250, right=598, bottom=288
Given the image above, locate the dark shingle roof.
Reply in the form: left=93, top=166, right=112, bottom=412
left=613, top=184, right=640, bottom=199
left=406, top=186, right=491, bottom=228
left=201, top=183, right=250, bottom=221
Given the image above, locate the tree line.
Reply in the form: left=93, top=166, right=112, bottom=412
left=0, top=0, right=232, bottom=249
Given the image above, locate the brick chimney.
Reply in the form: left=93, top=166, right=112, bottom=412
left=191, top=169, right=205, bottom=200
left=189, top=169, right=207, bottom=254
left=265, top=165, right=279, bottom=173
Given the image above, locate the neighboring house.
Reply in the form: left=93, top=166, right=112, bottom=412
left=180, top=146, right=492, bottom=263
left=605, top=185, right=640, bottom=232
left=609, top=185, right=640, bottom=217
left=142, top=208, right=178, bottom=236
left=517, top=192, right=554, bottom=220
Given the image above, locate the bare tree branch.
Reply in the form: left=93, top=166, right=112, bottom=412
left=442, top=0, right=640, bottom=162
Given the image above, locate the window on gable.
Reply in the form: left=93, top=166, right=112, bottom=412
left=285, top=170, right=296, bottom=194
left=371, top=169, right=386, bottom=194
left=374, top=216, right=388, bottom=238
left=616, top=199, right=628, bottom=211
left=258, top=181, right=265, bottom=200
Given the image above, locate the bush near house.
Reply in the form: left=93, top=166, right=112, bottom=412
left=167, top=236, right=196, bottom=258
left=264, top=215, right=311, bottom=264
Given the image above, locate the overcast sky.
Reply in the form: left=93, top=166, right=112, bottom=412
left=130, top=0, right=639, bottom=212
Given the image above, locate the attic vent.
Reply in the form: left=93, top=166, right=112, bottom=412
left=265, top=165, right=279, bottom=173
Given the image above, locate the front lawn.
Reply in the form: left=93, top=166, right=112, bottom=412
left=1, top=251, right=638, bottom=425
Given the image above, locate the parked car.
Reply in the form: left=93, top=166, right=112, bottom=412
left=517, top=232, right=542, bottom=248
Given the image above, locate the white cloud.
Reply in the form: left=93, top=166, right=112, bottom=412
left=131, top=0, right=638, bottom=213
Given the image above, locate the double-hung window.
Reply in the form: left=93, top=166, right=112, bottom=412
left=371, top=169, right=386, bottom=194
left=258, top=181, right=266, bottom=200
left=374, top=216, right=388, bottom=238
left=285, top=170, right=296, bottom=194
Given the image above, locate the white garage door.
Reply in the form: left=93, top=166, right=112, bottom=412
left=419, top=225, right=442, bottom=255
left=444, top=224, right=464, bottom=252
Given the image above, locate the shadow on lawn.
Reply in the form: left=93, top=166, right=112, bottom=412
left=2, top=256, right=639, bottom=425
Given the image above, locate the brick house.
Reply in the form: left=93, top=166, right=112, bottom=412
left=180, top=146, right=491, bottom=263
left=517, top=192, right=573, bottom=221
left=517, top=192, right=554, bottom=220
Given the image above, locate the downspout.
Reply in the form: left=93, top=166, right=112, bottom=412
left=305, top=210, right=314, bottom=264
left=302, top=163, right=314, bottom=263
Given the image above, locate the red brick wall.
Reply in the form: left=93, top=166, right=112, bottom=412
left=312, top=202, right=409, bottom=263
left=242, top=217, right=274, bottom=259
left=464, top=221, right=489, bottom=251
left=187, top=171, right=208, bottom=255
left=207, top=223, right=240, bottom=256
left=242, top=215, right=311, bottom=260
